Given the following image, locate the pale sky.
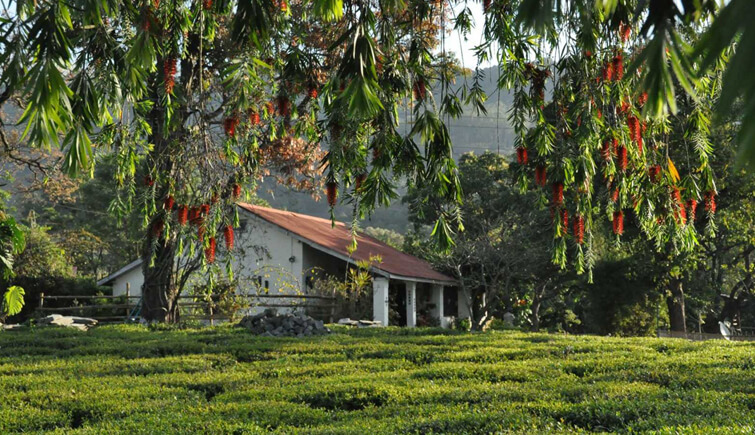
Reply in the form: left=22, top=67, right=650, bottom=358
left=444, top=2, right=493, bottom=69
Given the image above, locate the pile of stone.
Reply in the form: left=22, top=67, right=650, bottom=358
left=337, top=318, right=383, bottom=328
left=35, top=314, right=98, bottom=331
left=238, top=309, right=329, bottom=337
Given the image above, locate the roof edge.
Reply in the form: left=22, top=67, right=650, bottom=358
left=238, top=204, right=456, bottom=284
left=97, top=258, right=143, bottom=286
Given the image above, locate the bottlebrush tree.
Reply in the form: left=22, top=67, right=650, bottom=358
left=3, top=0, right=465, bottom=321
left=481, top=1, right=725, bottom=278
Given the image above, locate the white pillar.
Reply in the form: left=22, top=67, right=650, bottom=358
left=405, top=281, right=417, bottom=327
left=458, top=287, right=473, bottom=320
left=372, top=277, right=389, bottom=326
left=430, top=284, right=448, bottom=328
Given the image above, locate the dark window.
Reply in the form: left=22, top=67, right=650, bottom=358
left=443, top=287, right=458, bottom=317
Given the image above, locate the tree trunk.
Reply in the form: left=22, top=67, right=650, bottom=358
left=666, top=279, right=686, bottom=333
left=531, top=294, right=541, bottom=332
left=140, top=69, right=178, bottom=322
left=530, top=282, right=547, bottom=332
left=141, top=231, right=180, bottom=322
left=472, top=290, right=489, bottom=331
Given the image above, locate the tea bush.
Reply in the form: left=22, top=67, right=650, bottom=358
left=0, top=326, right=753, bottom=433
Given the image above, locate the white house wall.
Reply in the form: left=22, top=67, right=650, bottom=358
left=228, top=213, right=304, bottom=313
left=111, top=267, right=145, bottom=297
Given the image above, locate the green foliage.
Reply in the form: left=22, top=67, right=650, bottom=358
left=17, top=156, right=143, bottom=279
left=0, top=327, right=754, bottom=432
left=2, top=286, right=24, bottom=317
left=363, top=227, right=404, bottom=250
left=12, top=225, right=73, bottom=279
left=0, top=213, right=25, bottom=280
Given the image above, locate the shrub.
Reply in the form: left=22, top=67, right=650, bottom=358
left=298, top=385, right=392, bottom=411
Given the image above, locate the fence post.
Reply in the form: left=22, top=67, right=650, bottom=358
left=209, top=304, right=214, bottom=327
left=125, top=283, right=131, bottom=320
left=39, top=292, right=45, bottom=310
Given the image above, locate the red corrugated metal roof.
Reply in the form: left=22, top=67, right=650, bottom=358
left=238, top=204, right=455, bottom=284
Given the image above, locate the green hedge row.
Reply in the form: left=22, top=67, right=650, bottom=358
left=0, top=327, right=753, bottom=433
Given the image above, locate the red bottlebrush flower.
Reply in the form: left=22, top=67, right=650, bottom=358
left=674, top=196, right=687, bottom=224
left=611, top=186, right=620, bottom=203
left=211, top=192, right=219, bottom=204
left=232, top=183, right=242, bottom=200
left=144, top=175, right=154, bottom=187
left=277, top=96, right=290, bottom=117
left=190, top=206, right=203, bottom=226
left=619, top=99, right=630, bottom=115
left=601, top=61, right=614, bottom=82
left=200, top=204, right=210, bottom=216
left=535, top=165, right=547, bottom=187
left=203, top=0, right=212, bottom=9
left=223, top=225, right=234, bottom=250
left=152, top=219, right=164, bottom=237
left=413, top=79, right=427, bottom=101
left=573, top=215, right=585, bottom=244
left=560, top=209, right=569, bottom=231
left=671, top=187, right=682, bottom=207
left=596, top=107, right=602, bottom=120
left=612, top=54, right=624, bottom=81
left=198, top=225, right=205, bottom=242
left=585, top=50, right=592, bottom=58
left=266, top=101, right=275, bottom=116
left=163, top=58, right=177, bottom=94
left=141, top=15, right=151, bottom=32
left=704, top=190, right=716, bottom=214
left=326, top=181, right=338, bottom=207
left=163, top=195, right=175, bottom=211
left=617, top=146, right=628, bottom=171
left=249, top=111, right=260, bottom=126
left=308, top=87, right=319, bottom=99
left=648, top=165, right=661, bottom=183
left=601, top=140, right=613, bottom=161
left=612, top=210, right=624, bottom=235
left=686, top=199, right=698, bottom=221
left=205, top=237, right=216, bottom=263
left=612, top=137, right=619, bottom=154
left=224, top=116, right=239, bottom=137
left=355, top=173, right=367, bottom=191
left=177, top=205, right=189, bottom=226
left=280, top=0, right=288, bottom=12
left=153, top=0, right=159, bottom=9
left=619, top=21, right=631, bottom=43
left=637, top=92, right=648, bottom=108
left=552, top=182, right=564, bottom=205
left=627, top=115, right=638, bottom=138
left=516, top=147, right=529, bottom=165
left=483, top=0, right=492, bottom=12
left=637, top=136, right=643, bottom=155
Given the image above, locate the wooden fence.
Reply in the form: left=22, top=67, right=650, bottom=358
left=36, top=291, right=337, bottom=324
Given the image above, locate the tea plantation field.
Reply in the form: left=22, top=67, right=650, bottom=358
left=1, top=326, right=754, bottom=434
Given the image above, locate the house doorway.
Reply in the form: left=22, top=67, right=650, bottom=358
left=389, top=282, right=406, bottom=326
